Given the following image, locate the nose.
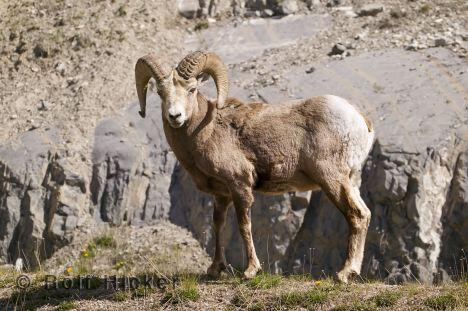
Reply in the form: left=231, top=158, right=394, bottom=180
left=168, top=112, right=181, bottom=121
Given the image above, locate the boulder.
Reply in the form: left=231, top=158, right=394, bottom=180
left=278, top=0, right=298, bottom=15
left=177, top=0, right=199, bottom=19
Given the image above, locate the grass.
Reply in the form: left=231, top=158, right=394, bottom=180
left=424, top=293, right=458, bottom=310
left=1, top=260, right=467, bottom=310
left=94, top=234, right=116, bottom=248
left=0, top=265, right=18, bottom=288
left=80, top=242, right=97, bottom=258
left=161, top=275, right=200, bottom=304
left=280, top=288, right=329, bottom=308
left=332, top=301, right=377, bottom=311
left=133, top=285, right=156, bottom=298
left=56, top=300, right=76, bottom=311
left=231, top=290, right=248, bottom=308
left=373, top=290, right=402, bottom=307
left=246, top=273, right=283, bottom=289
left=113, top=290, right=132, bottom=302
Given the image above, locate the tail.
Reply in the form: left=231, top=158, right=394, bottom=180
left=358, top=111, right=373, bottom=132
left=365, top=122, right=375, bottom=156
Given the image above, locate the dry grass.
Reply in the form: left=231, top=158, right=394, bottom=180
left=1, top=230, right=467, bottom=310
left=0, top=270, right=467, bottom=310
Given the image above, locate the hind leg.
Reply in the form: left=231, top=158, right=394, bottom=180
left=321, top=174, right=371, bottom=283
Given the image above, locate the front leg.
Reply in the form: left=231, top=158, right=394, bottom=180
left=231, top=185, right=261, bottom=279
left=207, top=195, right=231, bottom=278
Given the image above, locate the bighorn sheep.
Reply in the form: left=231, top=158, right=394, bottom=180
left=135, top=51, right=375, bottom=283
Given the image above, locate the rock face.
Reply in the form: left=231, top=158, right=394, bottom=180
left=185, top=13, right=331, bottom=63
left=439, top=152, right=468, bottom=279
left=0, top=47, right=466, bottom=284
left=90, top=101, right=177, bottom=226
left=0, top=129, right=88, bottom=267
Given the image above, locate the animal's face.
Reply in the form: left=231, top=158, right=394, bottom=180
left=135, top=51, right=228, bottom=125
left=158, top=71, right=199, bottom=128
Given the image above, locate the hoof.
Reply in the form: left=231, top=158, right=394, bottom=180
left=336, top=268, right=358, bottom=284
left=336, top=270, right=349, bottom=284
left=207, top=262, right=226, bottom=279
left=243, top=265, right=261, bottom=279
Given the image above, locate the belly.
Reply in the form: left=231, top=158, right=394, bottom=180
left=254, top=179, right=320, bottom=195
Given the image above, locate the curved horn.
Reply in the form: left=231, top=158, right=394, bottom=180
left=135, top=54, right=170, bottom=118
left=176, top=51, right=228, bottom=109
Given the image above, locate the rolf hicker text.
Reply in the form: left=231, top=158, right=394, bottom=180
left=42, top=274, right=180, bottom=290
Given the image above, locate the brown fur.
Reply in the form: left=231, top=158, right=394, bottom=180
left=160, top=91, right=373, bottom=282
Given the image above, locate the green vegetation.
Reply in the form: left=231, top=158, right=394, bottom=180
left=94, top=234, right=116, bottom=248
left=80, top=242, right=97, bottom=258
left=162, top=275, right=200, bottom=304
left=373, top=290, right=402, bottom=307
left=1, top=266, right=467, bottom=310
left=0, top=265, right=18, bottom=288
left=280, top=288, right=329, bottom=308
left=133, top=285, right=156, bottom=298
left=56, top=300, right=76, bottom=311
left=113, top=290, right=132, bottom=302
left=332, top=301, right=377, bottom=311
left=231, top=290, right=248, bottom=308
left=424, top=293, right=457, bottom=310
left=246, top=273, right=282, bottom=289
left=194, top=20, right=209, bottom=31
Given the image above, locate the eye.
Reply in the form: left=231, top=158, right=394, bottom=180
left=188, top=87, right=196, bottom=94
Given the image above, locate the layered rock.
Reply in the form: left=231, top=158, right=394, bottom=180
left=90, top=101, right=177, bottom=226
left=0, top=129, right=88, bottom=267
left=439, top=152, right=468, bottom=279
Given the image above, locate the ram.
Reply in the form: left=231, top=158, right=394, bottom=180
left=135, top=51, right=375, bottom=283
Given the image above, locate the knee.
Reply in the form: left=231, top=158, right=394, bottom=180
left=360, top=207, right=371, bottom=223
left=349, top=209, right=371, bottom=230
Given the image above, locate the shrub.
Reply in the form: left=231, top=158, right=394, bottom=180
left=94, top=234, right=116, bottom=248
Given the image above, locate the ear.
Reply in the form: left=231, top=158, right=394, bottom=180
left=197, top=72, right=210, bottom=84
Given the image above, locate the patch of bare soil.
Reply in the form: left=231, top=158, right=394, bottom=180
left=0, top=0, right=192, bottom=151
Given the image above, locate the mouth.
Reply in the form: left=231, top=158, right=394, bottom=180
left=169, top=120, right=184, bottom=128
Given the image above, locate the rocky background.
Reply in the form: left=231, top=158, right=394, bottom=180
left=0, top=0, right=467, bottom=284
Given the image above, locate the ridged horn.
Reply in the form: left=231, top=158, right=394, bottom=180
left=176, top=51, right=228, bottom=108
left=135, top=54, right=170, bottom=118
